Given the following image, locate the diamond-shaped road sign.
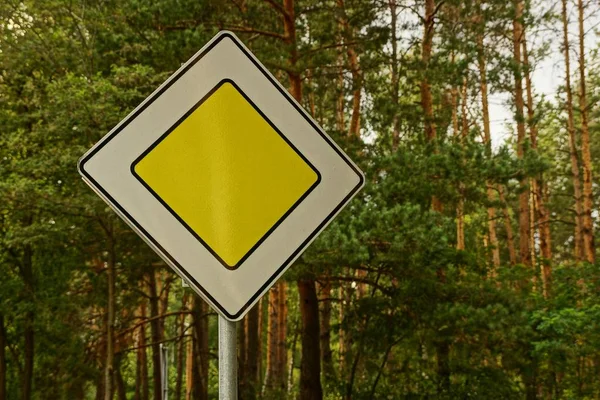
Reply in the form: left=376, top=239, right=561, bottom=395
left=78, top=31, right=364, bottom=321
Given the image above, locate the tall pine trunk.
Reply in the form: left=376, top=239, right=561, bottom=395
left=276, top=282, right=287, bottom=390
left=421, top=0, right=449, bottom=392
left=522, top=32, right=552, bottom=296
left=175, top=294, right=189, bottom=400
left=298, top=280, right=323, bottom=400
left=476, top=7, right=501, bottom=271
left=246, top=303, right=261, bottom=398
left=281, top=1, right=322, bottom=397
left=148, top=270, right=163, bottom=399
left=264, top=283, right=279, bottom=390
left=185, top=331, right=193, bottom=400
left=577, top=0, right=595, bottom=264
left=135, top=301, right=149, bottom=400
left=499, top=185, right=518, bottom=265
left=512, top=0, right=532, bottom=267
left=104, top=240, right=116, bottom=400
left=21, top=244, right=35, bottom=400
left=337, top=0, right=361, bottom=138
left=456, top=78, right=468, bottom=251
left=561, top=0, right=585, bottom=262
left=389, top=0, right=400, bottom=148
left=192, top=297, right=208, bottom=400
left=318, top=281, right=334, bottom=379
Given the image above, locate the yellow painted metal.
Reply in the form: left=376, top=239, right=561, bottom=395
left=134, top=81, right=318, bottom=268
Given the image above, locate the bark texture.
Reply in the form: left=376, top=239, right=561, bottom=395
left=512, top=0, right=532, bottom=267
left=476, top=10, right=501, bottom=271
left=577, top=0, right=595, bottom=263
left=298, top=280, right=323, bottom=400
left=561, top=0, right=585, bottom=262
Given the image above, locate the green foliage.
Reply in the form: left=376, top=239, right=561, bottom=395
left=1, top=0, right=600, bottom=399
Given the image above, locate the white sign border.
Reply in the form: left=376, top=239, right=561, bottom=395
left=78, top=31, right=365, bottom=321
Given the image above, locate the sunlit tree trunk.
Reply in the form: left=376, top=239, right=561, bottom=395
left=277, top=282, right=288, bottom=390
left=135, top=301, right=149, bottom=400
left=456, top=78, right=468, bottom=251
left=421, top=0, right=449, bottom=392
left=422, top=0, right=442, bottom=213
left=175, top=294, right=189, bottom=400
left=499, top=185, right=518, bottom=265
left=512, top=0, right=531, bottom=267
left=192, top=297, right=208, bottom=400
left=104, top=239, right=116, bottom=400
left=561, top=0, right=585, bottom=262
left=522, top=32, right=552, bottom=296
left=147, top=270, right=163, bottom=400
left=577, top=0, right=595, bottom=264
left=337, top=0, right=361, bottom=138
left=476, top=13, right=501, bottom=271
left=185, top=331, right=193, bottom=400
left=264, top=283, right=279, bottom=390
left=389, top=0, right=400, bottom=149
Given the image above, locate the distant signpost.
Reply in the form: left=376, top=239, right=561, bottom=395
left=78, top=31, right=364, bottom=399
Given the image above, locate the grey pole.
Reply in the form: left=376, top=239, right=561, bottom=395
left=160, top=344, right=169, bottom=400
left=218, top=315, right=238, bottom=400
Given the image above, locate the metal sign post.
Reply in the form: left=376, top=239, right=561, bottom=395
left=160, top=344, right=169, bottom=400
left=218, top=316, right=238, bottom=400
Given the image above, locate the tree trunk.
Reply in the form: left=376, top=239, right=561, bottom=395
left=561, top=0, right=585, bottom=262
left=264, top=284, right=279, bottom=390
left=192, top=297, right=208, bottom=400
left=512, top=0, right=531, bottom=267
left=318, top=281, right=334, bottom=380
left=577, top=0, right=595, bottom=264
left=115, top=354, right=127, bottom=400
left=336, top=49, right=346, bottom=133
left=456, top=78, right=468, bottom=251
left=21, top=244, right=34, bottom=400
left=175, top=294, right=189, bottom=400
left=135, top=301, right=149, bottom=400
left=499, top=185, right=518, bottom=265
left=276, top=281, right=287, bottom=391
left=246, top=303, right=261, bottom=399
left=298, top=280, right=323, bottom=400
left=96, top=370, right=106, bottom=400
left=336, top=0, right=361, bottom=138
left=338, top=284, right=348, bottom=376
left=421, top=0, right=450, bottom=388
left=421, top=0, right=436, bottom=144
left=422, top=0, right=442, bottom=212
left=389, top=0, right=400, bottom=149
left=0, top=313, right=6, bottom=400
left=522, top=32, right=552, bottom=296
left=100, top=239, right=116, bottom=400
left=148, top=270, right=163, bottom=400
left=476, top=17, right=501, bottom=271
left=185, top=333, right=193, bottom=400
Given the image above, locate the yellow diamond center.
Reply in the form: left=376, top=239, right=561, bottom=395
left=133, top=81, right=319, bottom=269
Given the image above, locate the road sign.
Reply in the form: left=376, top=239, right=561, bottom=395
left=78, top=31, right=364, bottom=321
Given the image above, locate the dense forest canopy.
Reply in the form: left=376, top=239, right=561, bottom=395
left=1, top=0, right=600, bottom=399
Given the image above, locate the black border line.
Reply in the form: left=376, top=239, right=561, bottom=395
left=130, top=79, right=321, bottom=270
left=78, top=32, right=365, bottom=320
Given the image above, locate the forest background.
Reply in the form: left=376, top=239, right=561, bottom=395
left=2, top=0, right=600, bottom=399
